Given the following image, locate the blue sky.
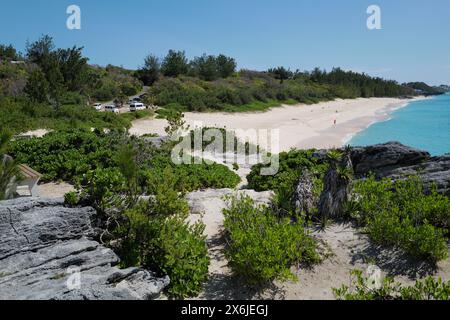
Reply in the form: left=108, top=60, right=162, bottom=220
left=1, top=0, right=449, bottom=85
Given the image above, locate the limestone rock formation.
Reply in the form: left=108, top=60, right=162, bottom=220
left=351, top=142, right=430, bottom=177
left=350, top=142, right=450, bottom=196
left=0, top=197, right=169, bottom=300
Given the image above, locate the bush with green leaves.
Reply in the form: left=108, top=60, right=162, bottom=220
left=247, top=149, right=327, bottom=192
left=9, top=130, right=119, bottom=182
left=144, top=155, right=241, bottom=193
left=64, top=191, right=80, bottom=207
left=247, top=149, right=327, bottom=219
left=333, top=269, right=450, bottom=300
left=346, top=176, right=450, bottom=261
left=9, top=129, right=240, bottom=194
left=149, top=66, right=414, bottom=112
left=223, top=194, right=320, bottom=284
left=118, top=173, right=209, bottom=298
left=80, top=167, right=126, bottom=213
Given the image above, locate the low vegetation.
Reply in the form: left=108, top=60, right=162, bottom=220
left=334, top=269, right=450, bottom=300
left=1, top=35, right=428, bottom=134
left=223, top=194, right=320, bottom=284
left=346, top=176, right=450, bottom=262
left=144, top=155, right=240, bottom=193
left=0, top=130, right=21, bottom=200
left=117, top=178, right=209, bottom=298
left=247, top=149, right=327, bottom=193
left=9, top=129, right=240, bottom=190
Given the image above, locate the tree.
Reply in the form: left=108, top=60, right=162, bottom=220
left=165, top=111, right=186, bottom=136
left=56, top=46, right=90, bottom=92
left=26, top=35, right=55, bottom=65
left=137, top=54, right=161, bottom=86
left=268, top=66, right=293, bottom=84
left=116, top=144, right=139, bottom=206
left=41, top=53, right=65, bottom=109
left=114, top=90, right=128, bottom=107
left=161, top=50, right=189, bottom=77
left=190, top=54, right=219, bottom=81
left=0, top=44, right=19, bottom=61
left=142, top=93, right=157, bottom=108
left=216, top=54, right=236, bottom=78
left=24, top=69, right=49, bottom=103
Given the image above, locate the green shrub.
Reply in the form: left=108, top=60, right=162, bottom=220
left=247, top=149, right=327, bottom=192
left=333, top=269, right=450, bottom=300
left=64, top=191, right=79, bottom=206
left=9, top=129, right=241, bottom=194
left=247, top=149, right=326, bottom=219
left=144, top=155, right=240, bottom=193
left=223, top=194, right=320, bottom=284
left=81, top=167, right=126, bottom=212
left=346, top=176, right=450, bottom=261
left=9, top=130, right=119, bottom=182
left=119, top=190, right=209, bottom=298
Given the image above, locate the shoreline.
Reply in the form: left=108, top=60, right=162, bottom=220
left=341, top=96, right=428, bottom=146
left=130, top=96, right=428, bottom=152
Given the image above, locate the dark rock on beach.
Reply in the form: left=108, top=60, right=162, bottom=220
left=350, top=142, right=450, bottom=196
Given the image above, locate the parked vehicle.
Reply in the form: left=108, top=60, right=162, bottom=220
left=130, top=102, right=146, bottom=112
left=105, top=105, right=120, bottom=113
left=93, top=103, right=103, bottom=110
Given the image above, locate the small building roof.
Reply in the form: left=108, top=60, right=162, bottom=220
left=19, top=164, right=42, bottom=179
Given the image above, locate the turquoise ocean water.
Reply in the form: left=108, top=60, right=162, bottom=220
left=349, top=94, right=450, bottom=156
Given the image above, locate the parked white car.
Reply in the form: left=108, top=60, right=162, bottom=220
left=105, top=105, right=120, bottom=113
left=130, top=102, right=146, bottom=112
left=93, top=103, right=103, bottom=110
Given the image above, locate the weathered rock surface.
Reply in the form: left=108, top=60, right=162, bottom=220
left=0, top=197, right=169, bottom=300
left=351, top=142, right=431, bottom=176
left=314, top=142, right=449, bottom=196
left=383, top=156, right=450, bottom=195
left=350, top=142, right=450, bottom=195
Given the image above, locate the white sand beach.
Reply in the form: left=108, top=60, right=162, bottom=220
left=130, top=97, right=424, bottom=151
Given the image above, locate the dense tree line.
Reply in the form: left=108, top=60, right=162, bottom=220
left=0, top=44, right=21, bottom=61
left=0, top=34, right=435, bottom=132
left=136, top=50, right=237, bottom=85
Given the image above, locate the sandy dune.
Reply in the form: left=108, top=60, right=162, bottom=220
left=130, top=97, right=423, bottom=152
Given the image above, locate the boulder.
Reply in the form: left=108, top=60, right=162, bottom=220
left=350, top=142, right=449, bottom=195
left=350, top=142, right=430, bottom=177
left=0, top=197, right=169, bottom=300
left=380, top=155, right=450, bottom=196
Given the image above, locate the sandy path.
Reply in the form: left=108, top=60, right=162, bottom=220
left=37, top=182, right=75, bottom=198
left=130, top=97, right=423, bottom=152
left=186, top=189, right=450, bottom=300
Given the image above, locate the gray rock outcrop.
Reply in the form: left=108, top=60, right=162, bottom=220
left=350, top=142, right=430, bottom=177
left=350, top=142, right=450, bottom=196
left=0, top=197, right=169, bottom=300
